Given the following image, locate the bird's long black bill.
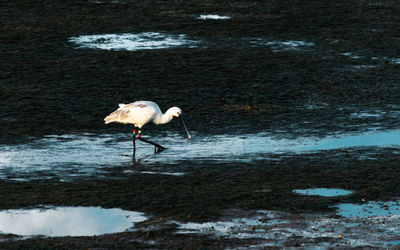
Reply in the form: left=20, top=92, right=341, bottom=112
left=179, top=116, right=192, bottom=139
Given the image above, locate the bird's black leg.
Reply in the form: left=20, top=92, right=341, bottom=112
left=132, top=127, right=138, bottom=159
left=137, top=129, right=166, bottom=153
left=139, top=137, right=166, bottom=153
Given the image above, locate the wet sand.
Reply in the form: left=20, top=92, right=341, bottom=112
left=2, top=0, right=400, bottom=248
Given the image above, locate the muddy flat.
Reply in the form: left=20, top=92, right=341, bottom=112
left=1, top=0, right=400, bottom=248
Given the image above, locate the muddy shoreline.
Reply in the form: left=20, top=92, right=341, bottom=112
left=2, top=0, right=400, bottom=248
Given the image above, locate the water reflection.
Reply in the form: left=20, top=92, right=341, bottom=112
left=0, top=206, right=147, bottom=237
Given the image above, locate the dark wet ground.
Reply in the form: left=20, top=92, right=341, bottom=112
left=2, top=0, right=400, bottom=248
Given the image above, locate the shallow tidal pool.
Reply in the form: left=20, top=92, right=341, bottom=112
left=0, top=206, right=148, bottom=237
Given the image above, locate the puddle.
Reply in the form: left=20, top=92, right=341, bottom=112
left=69, top=32, right=198, bottom=51
left=247, top=39, right=314, bottom=51
left=1, top=129, right=400, bottom=180
left=174, top=209, right=400, bottom=247
left=197, top=14, right=230, bottom=20
left=388, top=240, right=400, bottom=246
left=304, top=129, right=400, bottom=151
left=0, top=206, right=147, bottom=237
left=293, top=188, right=353, bottom=197
left=175, top=210, right=289, bottom=238
left=336, top=200, right=400, bottom=218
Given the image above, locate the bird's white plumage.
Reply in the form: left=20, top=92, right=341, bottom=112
left=104, top=101, right=181, bottom=128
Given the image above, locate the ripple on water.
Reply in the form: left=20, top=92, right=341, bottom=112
left=0, top=206, right=148, bottom=237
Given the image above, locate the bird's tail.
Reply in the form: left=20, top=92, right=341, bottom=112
left=104, top=111, right=120, bottom=124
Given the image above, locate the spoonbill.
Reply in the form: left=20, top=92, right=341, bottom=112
left=104, top=101, right=191, bottom=158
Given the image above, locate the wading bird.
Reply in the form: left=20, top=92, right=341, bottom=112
left=104, top=101, right=191, bottom=158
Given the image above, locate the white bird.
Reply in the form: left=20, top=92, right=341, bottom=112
left=104, top=101, right=191, bottom=157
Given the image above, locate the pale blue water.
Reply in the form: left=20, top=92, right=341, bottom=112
left=293, top=188, right=353, bottom=197
left=0, top=206, right=148, bottom=237
left=0, top=129, right=400, bottom=180
left=336, top=200, right=400, bottom=218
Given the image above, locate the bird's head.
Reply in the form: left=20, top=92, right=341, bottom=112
left=169, top=107, right=182, bottom=118
left=167, top=106, right=191, bottom=139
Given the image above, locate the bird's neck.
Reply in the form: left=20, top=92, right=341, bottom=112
left=153, top=109, right=174, bottom=125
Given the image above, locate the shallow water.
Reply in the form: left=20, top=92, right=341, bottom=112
left=336, top=200, right=400, bottom=218
left=69, top=32, right=198, bottom=51
left=292, top=188, right=353, bottom=197
left=1, top=129, right=400, bottom=180
left=0, top=206, right=147, bottom=237
left=175, top=209, right=400, bottom=247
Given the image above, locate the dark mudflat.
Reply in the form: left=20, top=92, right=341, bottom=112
left=1, top=0, right=400, bottom=248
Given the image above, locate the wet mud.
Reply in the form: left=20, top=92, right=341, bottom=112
left=2, top=0, right=400, bottom=248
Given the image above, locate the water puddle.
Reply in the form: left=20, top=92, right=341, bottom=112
left=336, top=200, right=400, bottom=218
left=293, top=188, right=353, bottom=197
left=174, top=209, right=400, bottom=247
left=175, top=210, right=289, bottom=238
left=69, top=32, right=198, bottom=51
left=304, top=129, right=400, bottom=151
left=388, top=240, right=400, bottom=246
left=0, top=206, right=148, bottom=237
left=197, top=14, right=230, bottom=20
left=1, top=129, right=400, bottom=180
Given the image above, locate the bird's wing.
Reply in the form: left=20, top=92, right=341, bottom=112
left=118, top=109, right=131, bottom=121
left=104, top=108, right=131, bottom=124
left=123, top=102, right=149, bottom=109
